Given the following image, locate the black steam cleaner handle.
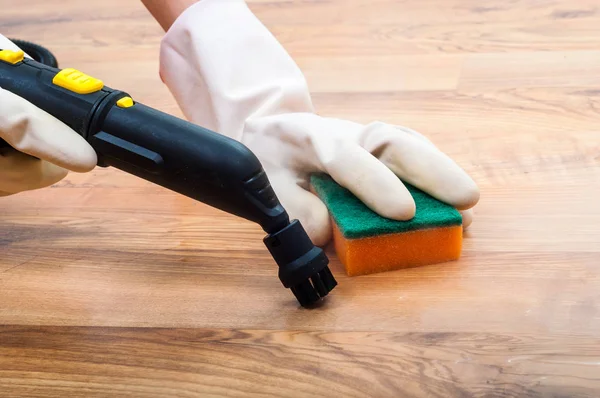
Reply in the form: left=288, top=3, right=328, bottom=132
left=0, top=44, right=336, bottom=307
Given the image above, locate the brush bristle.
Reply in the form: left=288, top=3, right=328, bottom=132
left=290, top=266, right=337, bottom=307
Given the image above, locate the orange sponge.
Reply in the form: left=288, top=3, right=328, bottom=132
left=311, top=175, right=463, bottom=276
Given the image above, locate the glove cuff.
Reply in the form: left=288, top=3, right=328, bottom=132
left=159, top=0, right=315, bottom=140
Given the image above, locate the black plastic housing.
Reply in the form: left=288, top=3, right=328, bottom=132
left=0, top=57, right=288, bottom=232
left=95, top=102, right=290, bottom=233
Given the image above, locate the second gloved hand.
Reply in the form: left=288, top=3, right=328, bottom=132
left=159, top=0, right=479, bottom=246
left=0, top=35, right=97, bottom=197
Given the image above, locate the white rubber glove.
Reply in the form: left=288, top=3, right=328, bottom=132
left=159, top=0, right=479, bottom=246
left=0, top=35, right=97, bottom=196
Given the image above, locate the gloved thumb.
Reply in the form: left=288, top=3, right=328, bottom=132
left=0, top=88, right=97, bottom=172
left=267, top=169, right=332, bottom=247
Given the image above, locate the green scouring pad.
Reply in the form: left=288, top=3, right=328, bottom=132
left=311, top=174, right=463, bottom=276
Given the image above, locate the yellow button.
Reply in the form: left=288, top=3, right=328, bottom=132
left=52, top=68, right=104, bottom=94
left=116, top=96, right=134, bottom=108
left=0, top=49, right=24, bottom=64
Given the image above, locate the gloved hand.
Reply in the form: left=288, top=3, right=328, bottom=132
left=0, top=35, right=97, bottom=197
left=159, top=0, right=479, bottom=246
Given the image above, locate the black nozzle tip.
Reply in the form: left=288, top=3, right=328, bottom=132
left=264, top=219, right=338, bottom=307
left=290, top=266, right=337, bottom=307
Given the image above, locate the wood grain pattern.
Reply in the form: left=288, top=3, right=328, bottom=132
left=1, top=327, right=600, bottom=398
left=1, top=0, right=600, bottom=396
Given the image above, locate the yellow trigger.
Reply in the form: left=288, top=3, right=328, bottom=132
left=0, top=49, right=25, bottom=64
left=52, top=68, right=104, bottom=94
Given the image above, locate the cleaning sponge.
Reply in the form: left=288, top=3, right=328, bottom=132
left=311, top=174, right=463, bottom=276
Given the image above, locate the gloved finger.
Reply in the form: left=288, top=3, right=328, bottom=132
left=460, top=209, right=473, bottom=229
left=362, top=123, right=480, bottom=210
left=267, top=169, right=332, bottom=247
left=388, top=124, right=436, bottom=146
left=0, top=88, right=97, bottom=172
left=319, top=140, right=416, bottom=221
left=0, top=148, right=67, bottom=194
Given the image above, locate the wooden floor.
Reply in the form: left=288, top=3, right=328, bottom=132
left=2, top=0, right=600, bottom=396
